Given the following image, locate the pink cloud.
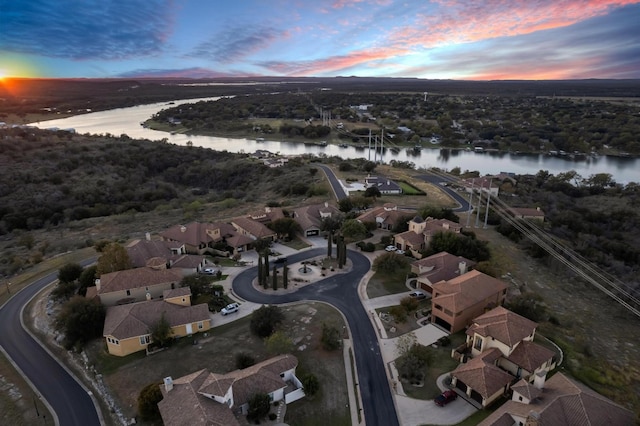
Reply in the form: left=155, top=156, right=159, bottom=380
left=390, top=0, right=640, bottom=48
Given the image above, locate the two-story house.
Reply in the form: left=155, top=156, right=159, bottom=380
left=394, top=216, right=462, bottom=255
left=450, top=306, right=556, bottom=408
left=158, top=354, right=304, bottom=425
left=430, top=270, right=507, bottom=333
left=94, top=266, right=183, bottom=306
left=410, top=251, right=476, bottom=294
left=356, top=203, right=417, bottom=231
left=292, top=201, right=341, bottom=236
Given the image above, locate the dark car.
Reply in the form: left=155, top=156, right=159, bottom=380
left=434, top=390, right=457, bottom=406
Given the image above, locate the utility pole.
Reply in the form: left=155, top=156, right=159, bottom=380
left=368, top=129, right=372, bottom=161
left=483, top=179, right=493, bottom=228
left=466, top=179, right=475, bottom=227
left=475, top=185, right=482, bottom=228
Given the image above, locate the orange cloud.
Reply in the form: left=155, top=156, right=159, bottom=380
left=390, top=0, right=640, bottom=48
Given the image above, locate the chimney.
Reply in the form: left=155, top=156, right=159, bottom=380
left=163, top=377, right=173, bottom=392
left=95, top=278, right=101, bottom=291
left=526, top=411, right=540, bottom=426
left=146, top=292, right=151, bottom=301
left=324, top=201, right=329, bottom=208
left=458, top=261, right=467, bottom=275
left=145, top=232, right=151, bottom=241
left=533, top=371, right=546, bottom=389
left=180, top=225, right=187, bottom=233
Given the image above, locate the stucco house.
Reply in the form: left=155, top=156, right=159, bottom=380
left=431, top=270, right=507, bottom=333
left=461, top=177, right=500, bottom=197
left=126, top=237, right=207, bottom=275
left=161, top=221, right=237, bottom=255
left=102, top=288, right=210, bottom=357
left=292, top=201, right=341, bottom=236
left=411, top=252, right=476, bottom=293
left=450, top=306, right=556, bottom=408
left=93, top=266, right=183, bottom=307
left=478, top=372, right=635, bottom=425
left=231, top=216, right=277, bottom=242
left=356, top=203, right=416, bottom=231
left=158, top=354, right=304, bottom=426
left=394, top=216, right=463, bottom=256
left=248, top=206, right=285, bottom=224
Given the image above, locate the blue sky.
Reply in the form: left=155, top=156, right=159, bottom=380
left=1, top=0, right=639, bottom=80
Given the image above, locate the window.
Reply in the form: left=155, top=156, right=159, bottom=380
left=197, top=321, right=204, bottom=330
left=126, top=290, right=131, bottom=296
left=474, top=336, right=483, bottom=351
left=139, top=335, right=150, bottom=345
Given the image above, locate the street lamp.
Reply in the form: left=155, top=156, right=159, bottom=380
left=4, top=280, right=10, bottom=295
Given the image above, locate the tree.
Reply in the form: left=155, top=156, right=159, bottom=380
left=265, top=330, right=294, bottom=355
left=270, top=217, right=301, bottom=240
left=362, top=160, right=377, bottom=173
left=301, top=373, right=320, bottom=397
left=283, top=262, right=288, bottom=289
left=137, top=382, right=163, bottom=422
left=253, top=237, right=271, bottom=254
left=396, top=332, right=417, bottom=358
left=247, top=393, right=271, bottom=422
left=55, top=296, right=106, bottom=349
left=321, top=323, right=341, bottom=351
left=364, top=186, right=381, bottom=199
left=250, top=305, right=284, bottom=338
left=96, top=242, right=131, bottom=276
left=150, top=313, right=173, bottom=348
left=338, top=197, right=354, bottom=213
left=180, top=274, right=212, bottom=300
left=340, top=219, right=368, bottom=241
left=58, top=262, right=83, bottom=283
left=373, top=252, right=410, bottom=273
left=78, top=265, right=97, bottom=296
left=272, top=264, right=278, bottom=290
left=396, top=343, right=431, bottom=383
left=235, top=352, right=256, bottom=369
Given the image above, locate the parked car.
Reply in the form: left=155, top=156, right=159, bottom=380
left=396, top=249, right=406, bottom=255
left=409, top=291, right=427, bottom=300
left=202, top=267, right=217, bottom=275
left=434, top=390, right=458, bottom=406
left=221, top=303, right=239, bottom=315
left=385, top=245, right=397, bottom=252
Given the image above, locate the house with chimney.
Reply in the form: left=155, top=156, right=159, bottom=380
left=102, top=287, right=211, bottom=356
left=450, top=306, right=557, bottom=408
left=158, top=354, right=304, bottom=425
left=410, top=252, right=476, bottom=294
left=431, top=270, right=507, bottom=333
left=477, top=372, right=635, bottom=425
left=364, top=175, right=403, bottom=194
left=356, top=203, right=417, bottom=231
left=292, top=201, right=341, bottom=237
left=394, top=216, right=462, bottom=256
left=126, top=235, right=207, bottom=275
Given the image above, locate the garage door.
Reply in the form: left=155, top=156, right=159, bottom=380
left=434, top=316, right=452, bottom=332
left=470, top=389, right=483, bottom=405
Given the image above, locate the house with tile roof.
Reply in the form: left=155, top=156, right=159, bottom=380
left=478, top=372, right=635, bottom=425
left=158, top=354, right=303, bottom=426
left=410, top=252, right=476, bottom=294
left=292, top=201, right=341, bottom=236
left=356, top=203, right=416, bottom=231
left=102, top=289, right=210, bottom=356
left=126, top=237, right=207, bottom=275
left=394, top=216, right=462, bottom=256
left=450, top=307, right=556, bottom=408
left=93, top=266, right=183, bottom=307
left=231, top=216, right=277, bottom=241
left=461, top=177, right=500, bottom=196
left=248, top=206, right=285, bottom=224
left=431, top=270, right=507, bottom=333
left=160, top=221, right=237, bottom=255
left=364, top=175, right=403, bottom=194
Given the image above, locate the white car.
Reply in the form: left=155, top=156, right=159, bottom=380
left=385, top=245, right=397, bottom=252
left=396, top=249, right=406, bottom=255
left=221, top=303, right=239, bottom=315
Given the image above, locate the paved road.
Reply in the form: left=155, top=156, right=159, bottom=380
left=416, top=173, right=471, bottom=212
left=317, top=164, right=348, bottom=200
left=0, top=260, right=102, bottom=426
left=233, top=248, right=399, bottom=426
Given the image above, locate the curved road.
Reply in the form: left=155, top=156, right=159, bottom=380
left=317, top=164, right=348, bottom=200
left=233, top=248, right=399, bottom=426
left=416, top=173, right=470, bottom=212
left=0, top=261, right=102, bottom=426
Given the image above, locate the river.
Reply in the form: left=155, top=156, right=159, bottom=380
left=31, top=97, right=640, bottom=184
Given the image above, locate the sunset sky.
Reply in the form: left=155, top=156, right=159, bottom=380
left=1, top=0, right=639, bottom=80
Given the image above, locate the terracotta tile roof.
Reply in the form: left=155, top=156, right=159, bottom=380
left=507, top=341, right=555, bottom=372
left=466, top=306, right=537, bottom=347
left=97, top=267, right=182, bottom=294
left=161, top=221, right=222, bottom=247
left=225, top=233, right=254, bottom=248
left=412, top=251, right=476, bottom=283
left=395, top=229, right=425, bottom=246
left=170, top=254, right=205, bottom=269
left=356, top=206, right=416, bottom=228
left=478, top=373, right=635, bottom=426
left=423, top=218, right=462, bottom=235
left=452, top=348, right=513, bottom=398
left=510, top=378, right=542, bottom=401
left=85, top=286, right=98, bottom=300
left=126, top=239, right=182, bottom=268
left=511, top=207, right=545, bottom=218
left=103, top=300, right=210, bottom=340
left=231, top=217, right=276, bottom=240
left=293, top=202, right=340, bottom=231
left=158, top=370, right=240, bottom=426
left=249, top=206, right=285, bottom=223
left=163, top=287, right=191, bottom=300
left=431, top=270, right=507, bottom=313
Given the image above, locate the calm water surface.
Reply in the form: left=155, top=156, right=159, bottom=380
left=32, top=97, right=640, bottom=184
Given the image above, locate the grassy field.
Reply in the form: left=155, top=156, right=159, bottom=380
left=365, top=265, right=411, bottom=298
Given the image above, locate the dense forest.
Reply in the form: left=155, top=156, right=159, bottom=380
left=154, top=90, right=640, bottom=155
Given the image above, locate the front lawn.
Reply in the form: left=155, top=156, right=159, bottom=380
left=366, top=265, right=411, bottom=298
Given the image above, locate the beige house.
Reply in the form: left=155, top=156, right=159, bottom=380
left=411, top=252, right=476, bottom=293
left=102, top=288, right=210, bottom=357
left=394, top=216, right=462, bottom=256
left=450, top=306, right=556, bottom=408
left=292, top=201, right=341, bottom=236
left=231, top=216, right=277, bottom=241
left=94, top=266, right=183, bottom=306
left=158, top=354, right=304, bottom=425
left=478, top=372, right=635, bottom=425
left=431, top=270, right=507, bottom=333
left=161, top=221, right=237, bottom=255
left=356, top=203, right=417, bottom=231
